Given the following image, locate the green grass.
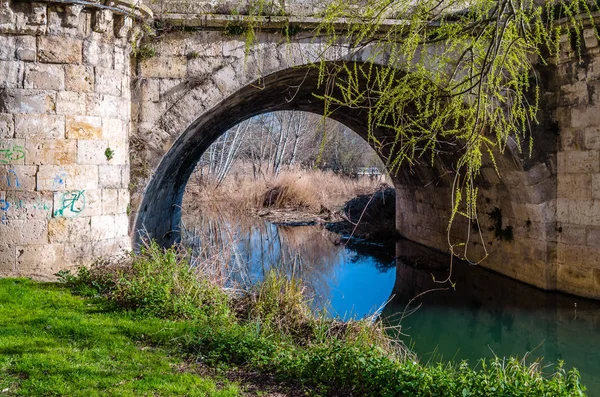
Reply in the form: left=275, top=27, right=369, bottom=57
left=0, top=278, right=241, bottom=397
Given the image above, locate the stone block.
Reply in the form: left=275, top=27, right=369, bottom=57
left=25, top=139, right=77, bottom=165
left=0, top=139, right=25, bottom=165
left=557, top=224, right=586, bottom=245
left=66, top=115, right=102, bottom=139
left=67, top=165, right=99, bottom=190
left=56, top=91, right=87, bottom=115
left=571, top=106, right=600, bottom=129
left=0, top=219, right=47, bottom=245
left=557, top=263, right=594, bottom=295
left=16, top=244, right=65, bottom=273
left=117, top=188, right=129, bottom=213
left=48, top=216, right=91, bottom=243
left=0, top=89, right=55, bottom=114
left=114, top=15, right=132, bottom=39
left=91, top=214, right=116, bottom=239
left=82, top=189, right=102, bottom=217
left=586, top=228, right=600, bottom=247
left=92, top=236, right=130, bottom=257
left=53, top=189, right=88, bottom=218
left=92, top=9, right=112, bottom=33
left=139, top=56, right=187, bottom=79
left=557, top=150, right=600, bottom=174
left=65, top=65, right=94, bottom=92
left=102, top=118, right=127, bottom=143
left=0, top=60, right=23, bottom=88
left=83, top=39, right=113, bottom=68
left=3, top=190, right=52, bottom=220
left=584, top=28, right=598, bottom=49
left=36, top=165, right=69, bottom=191
left=140, top=79, right=160, bottom=102
left=77, top=139, right=110, bottom=165
left=63, top=4, right=84, bottom=29
left=38, top=35, right=82, bottom=64
left=86, top=94, right=125, bottom=119
left=121, top=166, right=130, bottom=187
left=593, top=174, right=600, bottom=200
left=114, top=213, right=129, bottom=236
left=102, top=188, right=119, bottom=215
left=0, top=246, right=15, bottom=274
left=557, top=174, right=592, bottom=199
left=14, top=35, right=37, bottom=62
left=98, top=165, right=122, bottom=188
left=0, top=35, right=14, bottom=60
left=15, top=114, right=65, bottom=139
left=95, top=67, right=123, bottom=96
left=24, top=63, right=64, bottom=90
left=0, top=165, right=36, bottom=191
left=559, top=81, right=588, bottom=106
left=0, top=114, right=14, bottom=139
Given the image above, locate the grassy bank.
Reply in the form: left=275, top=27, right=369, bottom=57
left=0, top=244, right=588, bottom=396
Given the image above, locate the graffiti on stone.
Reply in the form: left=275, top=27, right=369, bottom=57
left=6, top=169, right=20, bottom=188
left=53, top=172, right=67, bottom=189
left=54, top=190, right=86, bottom=218
left=0, top=143, right=25, bottom=164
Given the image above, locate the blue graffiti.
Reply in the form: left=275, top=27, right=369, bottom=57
left=6, top=169, right=20, bottom=188
left=53, top=172, right=66, bottom=188
left=0, top=199, right=9, bottom=211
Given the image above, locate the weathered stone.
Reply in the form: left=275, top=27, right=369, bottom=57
left=0, top=245, right=16, bottom=274
left=98, top=165, right=122, bottom=188
left=24, top=63, right=64, bottom=90
left=36, top=165, right=69, bottom=191
left=55, top=91, right=87, bottom=115
left=557, top=151, right=600, bottom=174
left=25, top=139, right=77, bottom=165
left=63, top=4, right=84, bottom=29
left=0, top=219, right=47, bottom=245
left=0, top=114, right=14, bottom=138
left=67, top=165, right=99, bottom=190
left=65, top=65, right=94, bottom=92
left=83, top=39, right=113, bottom=68
left=114, top=15, right=132, bottom=38
left=14, top=35, right=36, bottom=61
left=584, top=28, right=598, bottom=49
left=558, top=174, right=591, bottom=199
left=16, top=244, right=65, bottom=276
left=0, top=35, right=14, bottom=59
left=92, top=9, right=112, bottom=33
left=95, top=67, right=123, bottom=96
left=101, top=188, right=119, bottom=214
left=0, top=60, right=23, bottom=88
left=38, top=35, right=82, bottom=64
left=90, top=214, right=116, bottom=239
left=139, top=56, right=187, bottom=79
left=593, top=174, right=600, bottom=200
left=15, top=114, right=64, bottom=139
left=0, top=89, right=56, bottom=114
left=77, top=139, right=110, bottom=165
left=48, top=216, right=90, bottom=243
left=3, top=190, right=52, bottom=220
left=0, top=165, right=36, bottom=191
left=66, top=115, right=102, bottom=139
left=87, top=94, right=126, bottom=119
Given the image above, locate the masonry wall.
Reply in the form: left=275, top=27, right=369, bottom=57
left=552, top=28, right=600, bottom=297
left=0, top=1, right=133, bottom=279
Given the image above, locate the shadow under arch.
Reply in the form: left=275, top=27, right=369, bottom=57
left=134, top=61, right=408, bottom=246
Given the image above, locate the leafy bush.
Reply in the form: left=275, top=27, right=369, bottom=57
left=58, top=242, right=230, bottom=321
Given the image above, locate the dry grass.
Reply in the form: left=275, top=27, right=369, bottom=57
left=184, top=164, right=386, bottom=214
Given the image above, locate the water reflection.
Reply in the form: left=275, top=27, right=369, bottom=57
left=182, top=214, right=600, bottom=394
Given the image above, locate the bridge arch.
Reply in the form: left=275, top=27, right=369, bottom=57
left=132, top=31, right=561, bottom=296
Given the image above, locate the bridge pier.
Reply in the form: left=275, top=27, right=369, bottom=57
left=0, top=0, right=146, bottom=278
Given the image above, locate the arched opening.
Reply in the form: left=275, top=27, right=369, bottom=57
left=134, top=62, right=412, bottom=246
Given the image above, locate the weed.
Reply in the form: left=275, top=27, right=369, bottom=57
left=187, top=50, right=200, bottom=60
left=487, top=207, right=514, bottom=242
left=104, top=147, right=114, bottom=161
left=224, top=21, right=248, bottom=36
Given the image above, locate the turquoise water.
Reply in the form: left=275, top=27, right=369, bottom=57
left=183, top=217, right=600, bottom=395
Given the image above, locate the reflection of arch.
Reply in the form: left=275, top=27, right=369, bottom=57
left=134, top=62, right=412, bottom=245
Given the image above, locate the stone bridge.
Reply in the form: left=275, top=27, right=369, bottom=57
left=1, top=0, right=600, bottom=299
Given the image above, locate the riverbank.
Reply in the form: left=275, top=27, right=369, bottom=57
left=0, top=245, right=587, bottom=396
left=184, top=168, right=397, bottom=242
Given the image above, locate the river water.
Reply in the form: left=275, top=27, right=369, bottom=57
left=182, top=215, right=600, bottom=395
